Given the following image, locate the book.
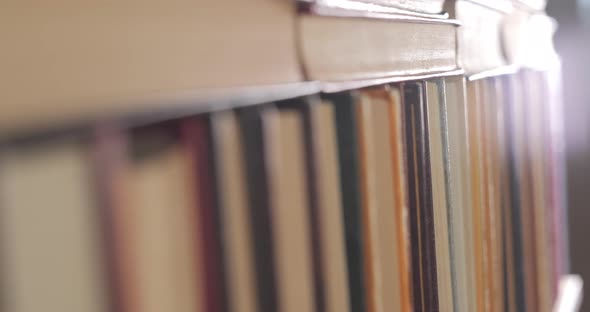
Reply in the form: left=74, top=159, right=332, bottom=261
left=357, top=87, right=405, bottom=312
left=211, top=111, right=259, bottom=312
left=493, top=77, right=508, bottom=312
left=425, top=80, right=454, bottom=312
left=299, top=15, right=458, bottom=81
left=0, top=0, right=301, bottom=132
left=263, top=107, right=316, bottom=312
left=328, top=92, right=367, bottom=312
left=538, top=70, right=567, bottom=300
left=278, top=98, right=326, bottom=312
left=120, top=125, right=203, bottom=312
left=480, top=77, right=506, bottom=312
left=443, top=76, right=476, bottom=312
left=521, top=70, right=554, bottom=312
left=478, top=80, right=493, bottom=312
left=465, top=80, right=486, bottom=311
left=494, top=76, right=518, bottom=312
left=446, top=0, right=509, bottom=74
left=238, top=107, right=279, bottom=312
left=182, top=118, right=228, bottom=312
left=385, top=87, right=415, bottom=312
left=94, top=127, right=132, bottom=312
left=278, top=97, right=352, bottom=312
left=501, top=74, right=528, bottom=312
left=307, top=98, right=352, bottom=312
left=402, top=82, right=439, bottom=312
left=510, top=74, right=540, bottom=312
left=0, top=140, right=108, bottom=312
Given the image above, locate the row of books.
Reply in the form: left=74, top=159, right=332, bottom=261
left=0, top=70, right=567, bottom=312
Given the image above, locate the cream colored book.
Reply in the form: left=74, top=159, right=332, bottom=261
left=425, top=80, right=454, bottom=312
left=264, top=109, right=316, bottom=312
left=444, top=76, right=475, bottom=312
left=309, top=100, right=351, bottom=312
left=466, top=80, right=487, bottom=311
left=212, top=112, right=259, bottom=312
left=0, top=0, right=301, bottom=132
left=481, top=78, right=505, bottom=312
left=446, top=0, right=509, bottom=74
left=357, top=88, right=408, bottom=312
left=0, top=141, right=108, bottom=312
left=523, top=70, right=553, bottom=312
left=474, top=78, right=495, bottom=312
left=124, top=131, right=202, bottom=312
left=477, top=80, right=492, bottom=312
left=299, top=15, right=458, bottom=82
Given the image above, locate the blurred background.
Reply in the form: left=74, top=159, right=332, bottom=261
left=548, top=0, right=590, bottom=310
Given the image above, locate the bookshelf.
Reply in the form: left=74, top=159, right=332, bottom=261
left=0, top=1, right=581, bottom=312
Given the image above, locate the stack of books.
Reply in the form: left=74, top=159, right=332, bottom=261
left=0, top=0, right=580, bottom=312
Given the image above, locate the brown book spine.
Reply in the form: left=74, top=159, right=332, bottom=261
left=94, top=127, right=130, bottom=312
left=387, top=87, right=415, bottom=312
left=95, top=127, right=143, bottom=312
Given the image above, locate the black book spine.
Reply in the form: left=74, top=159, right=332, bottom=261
left=327, top=92, right=366, bottom=312
left=237, top=107, right=279, bottom=312
left=402, top=82, right=439, bottom=312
